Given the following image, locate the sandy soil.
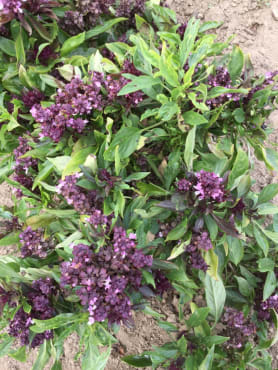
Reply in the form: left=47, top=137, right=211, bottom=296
left=1, top=0, right=278, bottom=368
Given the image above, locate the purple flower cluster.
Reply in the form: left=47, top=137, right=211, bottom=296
left=21, top=89, right=45, bottom=110
left=31, top=73, right=105, bottom=142
left=0, top=0, right=26, bottom=16
left=177, top=178, right=191, bottom=192
left=116, top=0, right=146, bottom=25
left=28, top=45, right=57, bottom=66
left=57, top=174, right=98, bottom=214
left=60, top=227, right=152, bottom=325
left=13, top=136, right=37, bottom=172
left=60, top=0, right=114, bottom=35
left=222, top=307, right=256, bottom=349
left=243, top=71, right=278, bottom=105
left=0, top=0, right=57, bottom=22
left=194, top=170, right=225, bottom=202
left=186, top=232, right=212, bottom=271
left=86, top=209, right=112, bottom=236
left=177, top=22, right=187, bottom=38
left=19, top=226, right=54, bottom=258
left=154, top=271, right=172, bottom=296
left=105, top=60, right=144, bottom=108
left=0, top=24, right=9, bottom=36
left=257, top=294, right=278, bottom=321
left=177, top=171, right=225, bottom=203
left=9, top=278, right=56, bottom=348
left=206, top=67, right=241, bottom=107
left=13, top=136, right=37, bottom=197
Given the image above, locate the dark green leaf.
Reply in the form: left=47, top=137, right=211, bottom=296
left=0, top=232, right=20, bottom=246
left=122, top=354, right=152, bottom=367
left=257, top=184, right=278, bottom=205
left=258, top=258, right=275, bottom=272
left=186, top=307, right=210, bottom=328
left=263, top=271, right=276, bottom=301
left=85, top=18, right=127, bottom=40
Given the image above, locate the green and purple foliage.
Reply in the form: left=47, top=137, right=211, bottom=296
left=0, top=1, right=277, bottom=369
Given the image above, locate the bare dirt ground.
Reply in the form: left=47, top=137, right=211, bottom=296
left=1, top=0, right=278, bottom=368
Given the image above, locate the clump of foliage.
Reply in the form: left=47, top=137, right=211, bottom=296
left=0, top=0, right=277, bottom=369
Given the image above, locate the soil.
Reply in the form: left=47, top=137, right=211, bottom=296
left=1, top=0, right=278, bottom=368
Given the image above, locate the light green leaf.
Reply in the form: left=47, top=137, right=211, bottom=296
left=228, top=149, right=249, bottom=189
left=61, top=32, right=86, bottom=56
left=184, top=126, right=196, bottom=171
left=183, top=110, right=208, bottom=126
left=204, top=274, right=226, bottom=323
left=228, top=45, right=244, bottom=84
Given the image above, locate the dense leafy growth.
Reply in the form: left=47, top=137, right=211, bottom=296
left=0, top=0, right=277, bottom=369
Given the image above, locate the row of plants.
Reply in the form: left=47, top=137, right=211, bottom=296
left=0, top=0, right=277, bottom=369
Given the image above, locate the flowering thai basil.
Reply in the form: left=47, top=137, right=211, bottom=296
left=221, top=307, right=256, bottom=349
left=56, top=173, right=99, bottom=214
left=257, top=294, right=278, bottom=321
left=9, top=278, right=56, bottom=348
left=206, top=67, right=241, bottom=107
left=19, top=226, right=54, bottom=258
left=60, top=227, right=152, bottom=325
left=31, top=74, right=105, bottom=141
left=21, top=89, right=45, bottom=110
left=194, top=170, right=225, bottom=202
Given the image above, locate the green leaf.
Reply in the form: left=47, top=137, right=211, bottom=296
left=118, top=75, right=160, bottom=95
left=257, top=203, right=278, bottom=215
left=32, top=161, right=54, bottom=190
left=258, top=258, right=275, bottom=272
left=228, top=149, right=249, bottom=189
left=61, top=32, right=86, bottom=56
left=31, top=313, right=86, bottom=333
left=159, top=54, right=179, bottom=87
left=26, top=214, right=56, bottom=229
left=204, top=274, right=226, bottom=323
left=158, top=102, right=179, bottom=121
left=15, top=30, right=26, bottom=65
left=137, top=182, right=170, bottom=197
left=254, top=221, right=278, bottom=244
left=0, top=37, right=16, bottom=56
left=199, top=345, right=215, bottom=370
left=186, top=307, right=211, bottom=328
left=9, top=346, right=26, bottom=362
left=227, top=236, right=243, bottom=265
left=0, top=232, right=20, bottom=246
left=233, top=108, right=245, bottom=123
left=40, top=74, right=59, bottom=88
left=253, top=224, right=269, bottom=257
left=122, top=355, right=152, bottom=367
left=125, top=172, right=150, bottom=182
left=184, top=126, right=196, bottom=171
left=166, top=218, right=188, bottom=241
left=235, top=277, right=253, bottom=297
left=104, top=127, right=141, bottom=160
left=85, top=18, right=127, bottom=40
left=47, top=156, right=71, bottom=174
left=62, top=147, right=95, bottom=178
left=204, top=215, right=218, bottom=240
left=0, top=337, right=15, bottom=357
left=199, top=21, right=223, bottom=33
left=228, top=45, right=244, bottom=84
left=32, top=341, right=51, bottom=370
left=202, top=336, right=229, bottom=347
left=182, top=111, right=208, bottom=126
left=180, top=18, right=200, bottom=66
left=82, top=341, right=110, bottom=370
left=257, top=184, right=278, bottom=205
left=263, top=271, right=276, bottom=301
